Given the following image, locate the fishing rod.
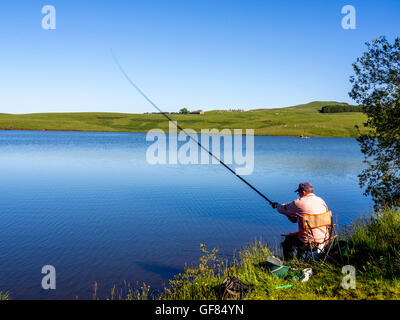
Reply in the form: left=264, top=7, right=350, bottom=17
left=111, top=50, right=274, bottom=206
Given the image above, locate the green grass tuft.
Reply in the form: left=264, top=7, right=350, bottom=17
left=0, top=292, right=10, bottom=300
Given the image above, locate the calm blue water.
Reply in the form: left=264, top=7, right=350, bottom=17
left=0, top=131, right=371, bottom=299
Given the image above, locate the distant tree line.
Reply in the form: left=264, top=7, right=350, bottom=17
left=320, top=104, right=363, bottom=113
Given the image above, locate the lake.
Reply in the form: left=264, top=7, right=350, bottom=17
left=0, top=130, right=371, bottom=299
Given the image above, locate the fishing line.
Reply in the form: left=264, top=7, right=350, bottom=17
left=111, top=50, right=274, bottom=205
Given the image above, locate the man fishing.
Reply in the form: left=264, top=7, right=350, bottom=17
left=111, top=54, right=330, bottom=262
left=271, top=182, right=329, bottom=260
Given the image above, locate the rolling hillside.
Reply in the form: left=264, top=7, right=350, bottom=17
left=0, top=101, right=368, bottom=137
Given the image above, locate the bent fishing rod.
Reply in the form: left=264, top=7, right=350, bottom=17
left=111, top=50, right=274, bottom=206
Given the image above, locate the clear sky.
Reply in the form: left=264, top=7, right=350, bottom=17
left=0, top=0, right=399, bottom=114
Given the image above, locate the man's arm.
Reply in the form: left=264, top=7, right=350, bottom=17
left=277, top=201, right=298, bottom=219
left=271, top=200, right=299, bottom=223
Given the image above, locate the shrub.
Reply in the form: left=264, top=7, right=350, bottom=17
left=320, top=105, right=363, bottom=113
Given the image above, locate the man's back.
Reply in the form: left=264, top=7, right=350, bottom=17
left=277, top=193, right=328, bottom=243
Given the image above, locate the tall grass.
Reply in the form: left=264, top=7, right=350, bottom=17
left=0, top=292, right=10, bottom=300
left=160, top=243, right=228, bottom=300
left=108, top=283, right=151, bottom=300
left=345, top=209, right=400, bottom=277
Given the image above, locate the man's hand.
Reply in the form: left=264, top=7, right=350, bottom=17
left=271, top=202, right=279, bottom=209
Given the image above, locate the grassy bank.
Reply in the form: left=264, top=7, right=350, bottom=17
left=157, top=209, right=400, bottom=300
left=0, top=101, right=367, bottom=137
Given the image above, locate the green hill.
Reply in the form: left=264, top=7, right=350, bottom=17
left=0, top=101, right=368, bottom=137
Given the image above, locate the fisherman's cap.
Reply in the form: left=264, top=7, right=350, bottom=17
left=295, top=182, right=313, bottom=193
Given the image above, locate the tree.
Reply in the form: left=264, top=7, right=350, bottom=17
left=320, top=104, right=363, bottom=113
left=179, top=108, right=189, bottom=114
left=349, top=36, right=400, bottom=209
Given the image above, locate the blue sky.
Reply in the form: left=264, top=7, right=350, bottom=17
left=0, top=0, right=399, bottom=114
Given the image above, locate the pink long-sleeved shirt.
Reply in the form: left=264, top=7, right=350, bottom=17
left=277, top=193, right=329, bottom=243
